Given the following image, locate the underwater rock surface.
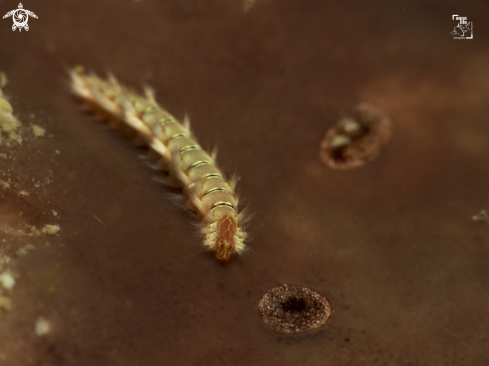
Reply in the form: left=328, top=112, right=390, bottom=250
left=1, top=0, right=489, bottom=365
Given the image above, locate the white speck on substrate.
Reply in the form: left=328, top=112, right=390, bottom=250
left=35, top=316, right=50, bottom=336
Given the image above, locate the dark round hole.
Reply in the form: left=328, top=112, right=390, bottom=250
left=280, top=297, right=308, bottom=313
left=258, top=284, right=332, bottom=334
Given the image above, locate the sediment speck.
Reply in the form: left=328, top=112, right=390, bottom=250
left=472, top=210, right=489, bottom=223
left=0, top=78, right=22, bottom=146
left=35, top=316, right=51, bottom=336
left=0, top=297, right=11, bottom=311
left=16, top=244, right=35, bottom=257
left=0, top=272, right=15, bottom=290
left=31, top=124, right=46, bottom=138
left=41, top=224, right=60, bottom=235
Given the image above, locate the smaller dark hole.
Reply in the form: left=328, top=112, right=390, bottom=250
left=280, top=297, right=308, bottom=313
left=331, top=147, right=346, bottom=162
left=320, top=103, right=392, bottom=170
left=344, top=338, right=350, bottom=342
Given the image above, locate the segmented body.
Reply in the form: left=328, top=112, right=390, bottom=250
left=70, top=66, right=248, bottom=260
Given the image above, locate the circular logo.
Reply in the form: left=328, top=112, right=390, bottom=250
left=12, top=9, right=28, bottom=28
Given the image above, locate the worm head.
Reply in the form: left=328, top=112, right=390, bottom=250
left=214, top=214, right=238, bottom=261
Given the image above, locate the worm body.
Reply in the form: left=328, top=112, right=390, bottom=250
left=70, top=66, right=248, bottom=260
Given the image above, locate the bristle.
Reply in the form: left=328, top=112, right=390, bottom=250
left=229, top=173, right=239, bottom=191
left=144, top=85, right=155, bottom=101
left=210, top=146, right=218, bottom=161
left=183, top=113, right=191, bottom=130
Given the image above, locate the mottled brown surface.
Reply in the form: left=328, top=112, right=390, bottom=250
left=1, top=0, right=489, bottom=365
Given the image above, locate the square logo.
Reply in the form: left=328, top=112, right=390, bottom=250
left=451, top=15, right=473, bottom=40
